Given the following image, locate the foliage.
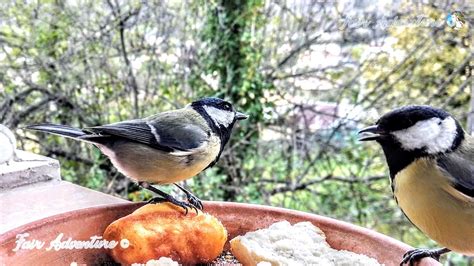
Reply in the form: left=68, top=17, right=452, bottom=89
left=189, top=0, right=274, bottom=200
left=0, top=1, right=472, bottom=264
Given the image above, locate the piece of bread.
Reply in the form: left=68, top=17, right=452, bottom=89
left=103, top=203, right=227, bottom=265
left=230, top=221, right=381, bottom=266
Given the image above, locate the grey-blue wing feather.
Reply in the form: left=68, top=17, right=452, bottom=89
left=437, top=152, right=474, bottom=198
left=85, top=121, right=155, bottom=144
left=85, top=115, right=208, bottom=152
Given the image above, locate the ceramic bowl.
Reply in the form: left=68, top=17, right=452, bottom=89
left=0, top=201, right=439, bottom=265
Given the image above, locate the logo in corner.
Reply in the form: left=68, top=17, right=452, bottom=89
left=446, top=11, right=466, bottom=30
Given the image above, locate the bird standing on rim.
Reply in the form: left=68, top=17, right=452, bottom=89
left=359, top=105, right=473, bottom=265
left=27, top=97, right=248, bottom=212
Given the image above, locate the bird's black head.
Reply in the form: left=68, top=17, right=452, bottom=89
left=191, top=97, right=248, bottom=129
left=190, top=97, right=248, bottom=150
left=358, top=105, right=464, bottom=177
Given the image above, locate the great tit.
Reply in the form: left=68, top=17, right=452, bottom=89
left=27, top=97, right=248, bottom=212
left=359, top=105, right=473, bottom=265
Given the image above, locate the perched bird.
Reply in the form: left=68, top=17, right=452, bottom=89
left=27, top=97, right=248, bottom=212
left=359, top=105, right=474, bottom=265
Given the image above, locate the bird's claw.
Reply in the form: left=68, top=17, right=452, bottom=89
left=147, top=196, right=198, bottom=215
left=147, top=197, right=167, bottom=204
left=174, top=183, right=204, bottom=211
left=139, top=182, right=201, bottom=215
left=400, top=248, right=443, bottom=265
left=169, top=199, right=198, bottom=216
left=184, top=192, right=203, bottom=210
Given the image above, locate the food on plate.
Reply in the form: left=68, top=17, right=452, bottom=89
left=103, top=202, right=227, bottom=265
left=230, top=221, right=382, bottom=266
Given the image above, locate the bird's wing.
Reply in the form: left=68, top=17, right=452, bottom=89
left=436, top=152, right=474, bottom=198
left=84, top=111, right=209, bottom=153
left=460, top=134, right=474, bottom=161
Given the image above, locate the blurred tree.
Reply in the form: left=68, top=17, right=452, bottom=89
left=0, top=1, right=472, bottom=264
left=190, top=0, right=273, bottom=200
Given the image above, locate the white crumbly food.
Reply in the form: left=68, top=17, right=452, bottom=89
left=131, top=257, right=179, bottom=266
left=230, top=221, right=382, bottom=266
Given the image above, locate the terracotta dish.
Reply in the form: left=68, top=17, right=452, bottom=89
left=0, top=202, right=439, bottom=266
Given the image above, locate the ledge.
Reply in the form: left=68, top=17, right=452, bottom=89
left=0, top=150, right=60, bottom=190
left=0, top=180, right=128, bottom=234
left=0, top=149, right=128, bottom=235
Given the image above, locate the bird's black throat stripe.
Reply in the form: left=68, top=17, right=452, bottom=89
left=191, top=105, right=236, bottom=168
left=378, top=136, right=423, bottom=182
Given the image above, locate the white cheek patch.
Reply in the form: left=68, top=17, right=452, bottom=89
left=203, top=106, right=234, bottom=127
left=392, top=117, right=458, bottom=154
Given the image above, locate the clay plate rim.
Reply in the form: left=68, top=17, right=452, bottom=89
left=0, top=201, right=439, bottom=265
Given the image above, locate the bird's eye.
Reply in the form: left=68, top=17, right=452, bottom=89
left=222, top=103, right=232, bottom=111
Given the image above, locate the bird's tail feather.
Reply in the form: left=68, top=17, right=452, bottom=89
left=26, top=123, right=87, bottom=139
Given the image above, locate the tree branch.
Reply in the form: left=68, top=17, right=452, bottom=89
left=267, top=175, right=386, bottom=195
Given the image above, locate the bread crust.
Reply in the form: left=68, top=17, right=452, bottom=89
left=103, top=203, right=227, bottom=265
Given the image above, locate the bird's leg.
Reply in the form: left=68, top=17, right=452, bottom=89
left=174, top=183, right=203, bottom=210
left=400, top=247, right=450, bottom=265
left=138, top=181, right=197, bottom=215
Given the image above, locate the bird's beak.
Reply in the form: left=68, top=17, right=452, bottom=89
left=358, top=125, right=385, bottom=141
left=235, top=112, right=249, bottom=120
